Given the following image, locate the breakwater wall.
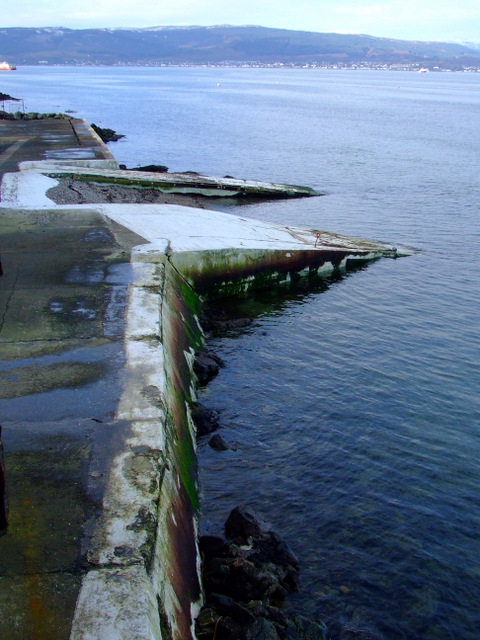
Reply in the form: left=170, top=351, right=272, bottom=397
left=0, top=119, right=410, bottom=639
left=70, top=236, right=404, bottom=640
left=70, top=247, right=205, bottom=640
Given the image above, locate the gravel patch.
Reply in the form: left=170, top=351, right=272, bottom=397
left=47, top=177, right=239, bottom=210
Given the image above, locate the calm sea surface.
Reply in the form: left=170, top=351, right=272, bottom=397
left=3, top=67, right=480, bottom=639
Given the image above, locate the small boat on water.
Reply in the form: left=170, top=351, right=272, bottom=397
left=0, top=61, right=16, bottom=71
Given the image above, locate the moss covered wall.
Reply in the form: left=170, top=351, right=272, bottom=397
left=170, top=247, right=361, bottom=301
left=150, top=258, right=204, bottom=640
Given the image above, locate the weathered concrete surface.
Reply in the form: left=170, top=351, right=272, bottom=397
left=0, top=117, right=118, bottom=175
left=0, top=117, right=410, bottom=640
left=10, top=162, right=322, bottom=200
left=0, top=205, right=147, bottom=639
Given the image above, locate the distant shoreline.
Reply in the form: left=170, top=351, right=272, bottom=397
left=8, top=62, right=480, bottom=72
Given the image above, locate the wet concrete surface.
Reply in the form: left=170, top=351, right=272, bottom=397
left=0, top=118, right=115, bottom=175
left=0, top=170, right=146, bottom=638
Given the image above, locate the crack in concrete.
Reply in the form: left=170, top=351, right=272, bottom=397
left=0, top=270, right=19, bottom=335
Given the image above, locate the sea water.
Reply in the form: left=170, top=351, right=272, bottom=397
left=3, top=66, right=480, bottom=639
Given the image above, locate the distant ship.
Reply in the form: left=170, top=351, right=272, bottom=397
left=0, top=61, right=16, bottom=70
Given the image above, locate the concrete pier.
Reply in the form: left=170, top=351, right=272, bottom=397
left=0, top=117, right=409, bottom=639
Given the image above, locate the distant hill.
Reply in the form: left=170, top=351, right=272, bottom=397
left=1, top=25, right=480, bottom=68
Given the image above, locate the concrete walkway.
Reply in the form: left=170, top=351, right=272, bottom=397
left=0, top=117, right=145, bottom=639
left=0, top=117, right=409, bottom=640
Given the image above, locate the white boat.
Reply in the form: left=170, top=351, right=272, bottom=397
left=0, top=61, right=16, bottom=71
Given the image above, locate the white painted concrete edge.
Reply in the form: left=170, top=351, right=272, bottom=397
left=70, top=256, right=168, bottom=640
left=0, top=163, right=407, bottom=257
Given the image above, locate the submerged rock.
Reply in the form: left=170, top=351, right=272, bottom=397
left=91, top=123, right=125, bottom=142
left=194, top=349, right=225, bottom=385
left=288, top=616, right=328, bottom=639
left=225, top=505, right=263, bottom=541
left=130, top=163, right=169, bottom=173
left=196, top=506, right=323, bottom=640
left=201, top=307, right=254, bottom=333
left=191, top=402, right=220, bottom=437
left=208, top=434, right=231, bottom=451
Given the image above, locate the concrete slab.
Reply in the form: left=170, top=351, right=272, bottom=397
left=0, top=117, right=117, bottom=175
left=0, top=202, right=148, bottom=639
left=15, top=163, right=321, bottom=199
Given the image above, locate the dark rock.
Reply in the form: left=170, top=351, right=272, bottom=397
left=251, top=531, right=300, bottom=570
left=248, top=532, right=300, bottom=594
left=131, top=163, right=169, bottom=173
left=208, top=317, right=253, bottom=332
left=207, top=592, right=234, bottom=610
left=225, top=506, right=263, bottom=541
left=287, top=616, right=328, bottom=640
left=207, top=556, right=232, bottom=574
left=199, top=535, right=227, bottom=558
left=200, top=306, right=254, bottom=333
left=262, top=605, right=289, bottom=628
left=340, top=627, right=384, bottom=640
left=191, top=402, right=220, bottom=437
left=194, top=349, right=225, bottom=385
left=91, top=123, right=125, bottom=142
left=228, top=558, right=279, bottom=602
left=203, top=561, right=231, bottom=595
left=281, top=567, right=300, bottom=594
left=209, top=434, right=231, bottom=451
left=241, top=618, right=282, bottom=640
left=230, top=602, right=258, bottom=626
left=195, top=607, right=220, bottom=639
left=216, top=615, right=243, bottom=640
left=196, top=505, right=324, bottom=640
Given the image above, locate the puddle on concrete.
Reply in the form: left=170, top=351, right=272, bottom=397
left=46, top=149, right=97, bottom=160
left=103, top=285, right=128, bottom=338
left=0, top=361, right=105, bottom=399
left=80, top=227, right=116, bottom=244
left=47, top=296, right=99, bottom=323
left=0, top=342, right=125, bottom=423
left=63, top=262, right=105, bottom=285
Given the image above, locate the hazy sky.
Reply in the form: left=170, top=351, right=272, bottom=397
left=2, top=0, right=479, bottom=43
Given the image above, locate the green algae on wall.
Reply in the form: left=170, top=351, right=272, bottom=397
left=170, top=247, right=359, bottom=301
left=150, top=260, right=205, bottom=640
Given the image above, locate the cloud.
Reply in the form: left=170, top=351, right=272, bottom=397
left=297, top=0, right=480, bottom=40
left=2, top=0, right=480, bottom=41
left=4, top=0, right=282, bottom=29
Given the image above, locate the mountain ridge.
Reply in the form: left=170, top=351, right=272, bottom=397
left=1, top=25, right=479, bottom=68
